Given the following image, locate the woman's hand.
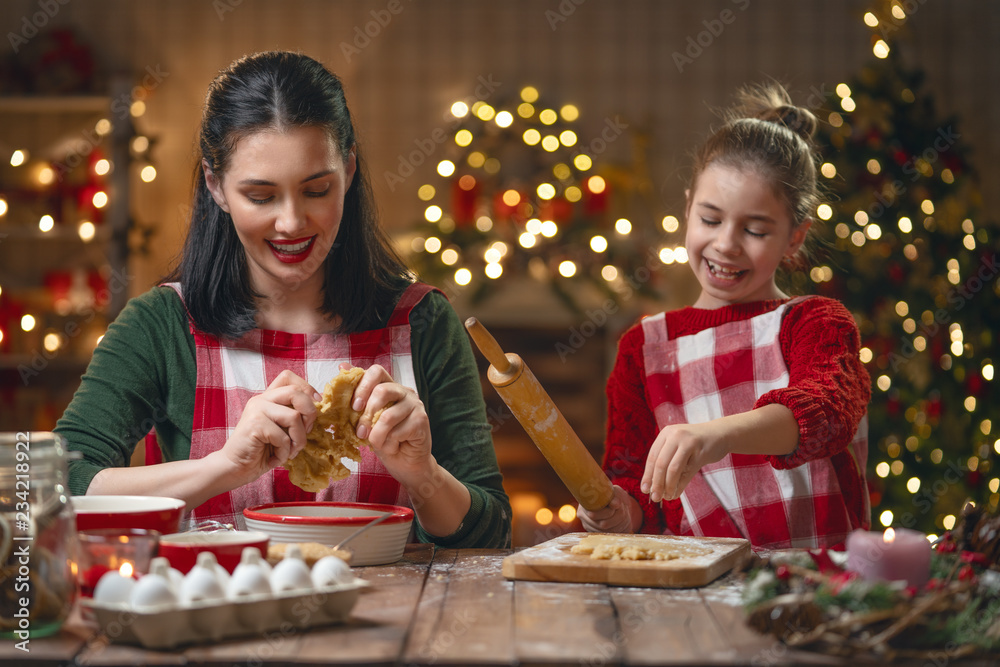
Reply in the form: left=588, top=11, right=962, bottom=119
left=577, top=485, right=642, bottom=533
left=221, top=370, right=320, bottom=487
left=641, top=421, right=732, bottom=503
left=345, top=363, right=471, bottom=537
left=347, top=363, right=435, bottom=485
left=89, top=370, right=320, bottom=509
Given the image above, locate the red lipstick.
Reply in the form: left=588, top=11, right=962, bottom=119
left=266, top=236, right=316, bottom=264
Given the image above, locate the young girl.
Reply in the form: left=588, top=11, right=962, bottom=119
left=578, top=84, right=871, bottom=549
left=55, top=51, right=511, bottom=548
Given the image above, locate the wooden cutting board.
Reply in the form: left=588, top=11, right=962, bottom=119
left=502, top=532, right=751, bottom=588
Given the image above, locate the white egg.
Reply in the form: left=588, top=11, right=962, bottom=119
left=129, top=560, right=178, bottom=611
left=167, top=566, right=186, bottom=591
left=269, top=545, right=313, bottom=593
left=226, top=547, right=272, bottom=599
left=180, top=552, right=227, bottom=605
left=311, top=555, right=353, bottom=588
left=93, top=570, right=136, bottom=606
left=213, top=562, right=232, bottom=589
left=150, top=556, right=185, bottom=591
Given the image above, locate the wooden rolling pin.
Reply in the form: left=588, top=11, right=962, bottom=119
left=465, top=317, right=613, bottom=511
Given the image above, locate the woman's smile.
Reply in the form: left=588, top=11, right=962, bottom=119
left=204, top=125, right=356, bottom=295
left=266, top=236, right=317, bottom=262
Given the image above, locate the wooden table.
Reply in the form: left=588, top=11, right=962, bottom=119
left=4, top=544, right=996, bottom=666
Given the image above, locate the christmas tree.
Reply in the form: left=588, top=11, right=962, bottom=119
left=404, top=86, right=670, bottom=314
left=811, top=3, right=999, bottom=535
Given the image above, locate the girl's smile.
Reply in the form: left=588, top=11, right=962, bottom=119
left=685, top=163, right=810, bottom=309
left=705, top=258, right=747, bottom=282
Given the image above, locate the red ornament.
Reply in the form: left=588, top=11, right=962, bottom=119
left=958, top=564, right=977, bottom=584
left=866, top=477, right=882, bottom=509
left=88, top=271, right=109, bottom=308
left=886, top=390, right=901, bottom=417
left=888, top=262, right=905, bottom=284
left=76, top=183, right=106, bottom=224
left=0, top=299, right=20, bottom=354
left=966, top=373, right=984, bottom=397
left=960, top=551, right=989, bottom=566
left=930, top=337, right=945, bottom=361
left=935, top=533, right=956, bottom=554
left=450, top=175, right=479, bottom=227
left=942, top=153, right=964, bottom=174
left=87, top=147, right=107, bottom=183
left=583, top=181, right=609, bottom=215
left=540, top=197, right=573, bottom=223
left=927, top=395, right=942, bottom=419
left=44, top=270, right=73, bottom=304
left=827, top=570, right=858, bottom=595
left=36, top=29, right=96, bottom=94
left=492, top=190, right=519, bottom=220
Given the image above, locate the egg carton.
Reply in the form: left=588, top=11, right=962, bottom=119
left=80, top=578, right=369, bottom=649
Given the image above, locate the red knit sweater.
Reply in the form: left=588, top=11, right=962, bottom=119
left=603, top=296, right=872, bottom=536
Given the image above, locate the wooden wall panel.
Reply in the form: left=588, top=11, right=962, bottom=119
left=1, top=0, right=996, bottom=302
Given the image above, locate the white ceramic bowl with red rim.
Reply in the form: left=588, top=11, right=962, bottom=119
left=158, top=530, right=270, bottom=574
left=243, top=502, right=413, bottom=566
left=72, top=495, right=186, bottom=534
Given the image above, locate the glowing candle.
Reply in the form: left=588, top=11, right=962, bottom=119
left=845, top=527, right=932, bottom=589
left=91, top=562, right=138, bottom=604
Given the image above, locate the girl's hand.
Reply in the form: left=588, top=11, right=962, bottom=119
left=641, top=421, right=731, bottom=502
left=348, top=363, right=434, bottom=485
left=577, top=485, right=642, bottom=533
left=221, top=370, right=319, bottom=486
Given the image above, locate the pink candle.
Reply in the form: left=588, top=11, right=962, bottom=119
left=845, top=527, right=932, bottom=589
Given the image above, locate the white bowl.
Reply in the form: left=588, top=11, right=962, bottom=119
left=242, top=502, right=412, bottom=566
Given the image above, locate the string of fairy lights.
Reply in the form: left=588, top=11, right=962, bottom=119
left=406, top=84, right=689, bottom=304
left=0, top=97, right=155, bottom=358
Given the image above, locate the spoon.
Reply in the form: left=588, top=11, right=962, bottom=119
left=333, top=512, right=393, bottom=551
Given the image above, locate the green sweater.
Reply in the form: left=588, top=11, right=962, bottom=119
left=55, top=286, right=511, bottom=548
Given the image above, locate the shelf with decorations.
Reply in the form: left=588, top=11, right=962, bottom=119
left=0, top=95, right=109, bottom=113
left=0, top=77, right=157, bottom=431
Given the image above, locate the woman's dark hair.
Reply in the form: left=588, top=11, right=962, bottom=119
left=689, top=82, right=820, bottom=267
left=167, top=51, right=411, bottom=338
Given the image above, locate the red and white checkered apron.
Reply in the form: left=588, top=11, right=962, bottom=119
left=641, top=297, right=868, bottom=549
left=158, top=281, right=436, bottom=529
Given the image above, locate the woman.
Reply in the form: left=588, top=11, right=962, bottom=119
left=56, top=51, right=511, bottom=548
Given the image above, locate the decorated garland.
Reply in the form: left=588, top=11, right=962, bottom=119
left=741, top=504, right=1000, bottom=661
